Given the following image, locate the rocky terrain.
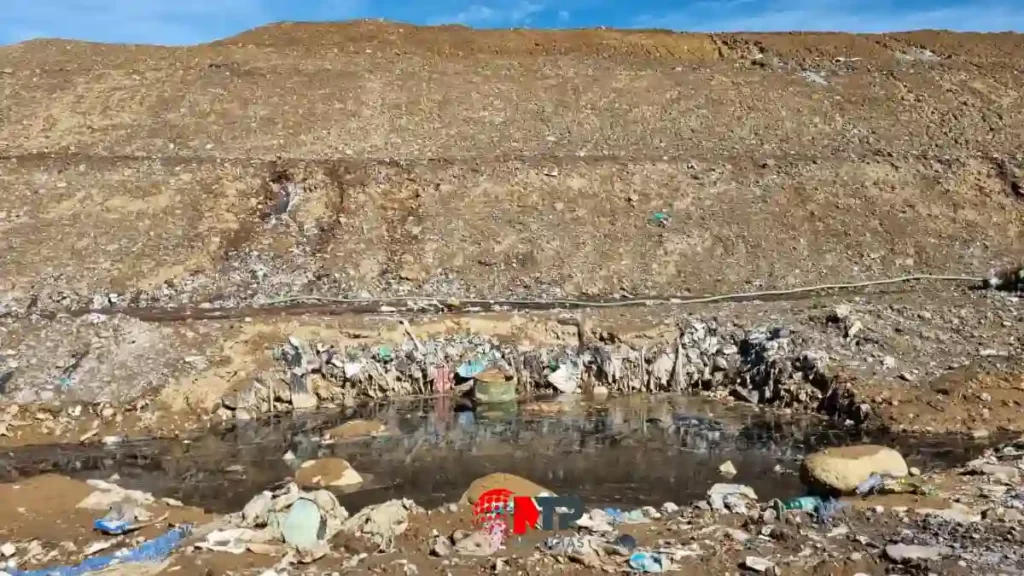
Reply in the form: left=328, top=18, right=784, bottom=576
left=0, top=20, right=1022, bottom=576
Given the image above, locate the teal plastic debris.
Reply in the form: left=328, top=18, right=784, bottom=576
left=628, top=551, right=670, bottom=572
left=9, top=524, right=192, bottom=576
left=281, top=498, right=326, bottom=549
left=456, top=357, right=488, bottom=380
left=376, top=346, right=393, bottom=362
left=603, top=508, right=648, bottom=524
left=648, top=212, right=670, bottom=227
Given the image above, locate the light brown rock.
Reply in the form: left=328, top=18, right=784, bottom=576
left=324, top=419, right=386, bottom=440
left=800, top=445, right=908, bottom=494
left=460, top=473, right=552, bottom=505
left=295, top=458, right=364, bottom=488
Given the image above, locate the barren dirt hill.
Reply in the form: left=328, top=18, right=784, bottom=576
left=4, top=27, right=1024, bottom=576
left=0, top=21, right=1022, bottom=311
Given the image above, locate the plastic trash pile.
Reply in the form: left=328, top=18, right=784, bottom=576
left=198, top=482, right=350, bottom=564
left=220, top=319, right=840, bottom=417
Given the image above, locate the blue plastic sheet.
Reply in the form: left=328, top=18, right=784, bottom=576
left=9, top=525, right=192, bottom=576
left=456, top=358, right=488, bottom=379
left=628, top=551, right=669, bottom=572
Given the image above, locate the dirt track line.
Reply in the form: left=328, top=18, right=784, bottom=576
left=0, top=149, right=1008, bottom=166
left=59, top=274, right=992, bottom=323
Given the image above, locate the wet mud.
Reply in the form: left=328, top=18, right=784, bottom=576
left=0, top=396, right=1005, bottom=519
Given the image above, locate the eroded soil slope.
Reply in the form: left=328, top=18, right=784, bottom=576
left=0, top=23, right=1022, bottom=312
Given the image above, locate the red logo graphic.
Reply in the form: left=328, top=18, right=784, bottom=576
left=472, top=489, right=542, bottom=536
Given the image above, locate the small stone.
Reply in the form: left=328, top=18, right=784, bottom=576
left=429, top=535, right=451, bottom=557
left=592, top=385, right=609, bottom=400
left=916, top=505, right=981, bottom=524
left=971, top=429, right=991, bottom=439
left=661, top=502, right=679, bottom=515
left=845, top=320, right=863, bottom=338
left=725, top=528, right=751, bottom=543
left=884, top=543, right=950, bottom=563
left=1, top=542, right=16, bottom=557
left=849, top=552, right=862, bottom=561
left=882, top=356, right=897, bottom=369
left=831, top=305, right=852, bottom=322
left=909, top=467, right=921, bottom=477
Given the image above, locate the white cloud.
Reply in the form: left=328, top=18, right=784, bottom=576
left=634, top=0, right=1024, bottom=32
left=430, top=1, right=545, bottom=26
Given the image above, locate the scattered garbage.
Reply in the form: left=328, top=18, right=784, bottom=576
left=341, top=498, right=421, bottom=551
left=93, top=502, right=165, bottom=535
left=546, top=361, right=581, bottom=394
left=647, top=212, right=671, bottom=227
left=611, top=534, right=637, bottom=553
left=707, top=483, right=758, bottom=514
left=7, top=525, right=191, bottom=576
left=223, top=317, right=843, bottom=419
left=987, top=265, right=1023, bottom=292
left=77, top=480, right=155, bottom=511
left=457, top=357, right=489, bottom=380
left=770, top=495, right=846, bottom=522
left=0, top=368, right=14, bottom=396
left=200, top=482, right=348, bottom=563
left=629, top=551, right=671, bottom=572
left=884, top=543, right=951, bottom=563
left=719, top=460, right=738, bottom=478
left=856, top=473, right=933, bottom=496
left=742, top=556, right=778, bottom=573
left=602, top=508, right=649, bottom=524
left=773, top=495, right=822, bottom=514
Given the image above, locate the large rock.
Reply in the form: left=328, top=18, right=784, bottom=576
left=460, top=473, right=552, bottom=505
left=295, top=458, right=364, bottom=488
left=800, top=445, right=908, bottom=494
left=323, top=419, right=386, bottom=440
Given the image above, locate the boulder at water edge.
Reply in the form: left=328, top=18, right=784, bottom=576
left=460, top=473, right=552, bottom=505
left=800, top=445, right=908, bottom=494
left=295, top=458, right=364, bottom=488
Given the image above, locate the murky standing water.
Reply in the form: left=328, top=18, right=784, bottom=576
left=0, top=395, right=1000, bottom=514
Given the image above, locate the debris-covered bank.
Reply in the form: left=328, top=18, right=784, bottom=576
left=230, top=319, right=846, bottom=415
left=5, top=435, right=1024, bottom=576
left=0, top=287, right=1020, bottom=444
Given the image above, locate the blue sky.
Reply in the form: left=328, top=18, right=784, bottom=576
left=3, top=0, right=1023, bottom=46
